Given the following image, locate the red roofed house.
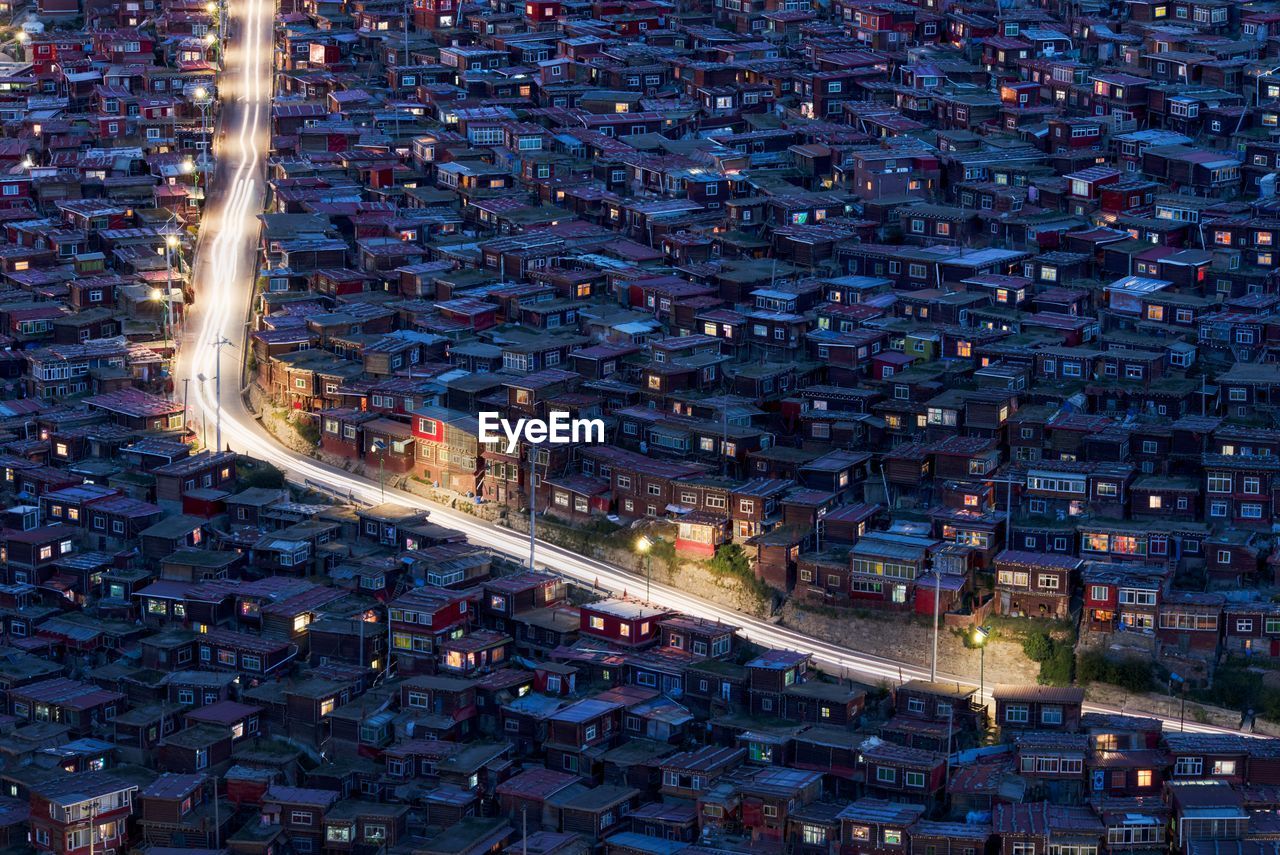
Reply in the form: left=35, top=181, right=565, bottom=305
left=29, top=774, right=138, bottom=855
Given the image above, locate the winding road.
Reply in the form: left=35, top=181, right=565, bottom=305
left=176, top=0, right=1246, bottom=737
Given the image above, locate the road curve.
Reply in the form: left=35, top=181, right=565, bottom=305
left=176, top=0, right=1248, bottom=737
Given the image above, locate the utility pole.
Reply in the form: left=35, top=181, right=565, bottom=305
left=163, top=233, right=179, bottom=361
left=372, top=439, right=387, bottom=502
left=211, top=335, right=233, bottom=452
left=984, top=473, right=1024, bottom=551
left=183, top=377, right=190, bottom=431
left=192, top=86, right=213, bottom=174
left=721, top=394, right=728, bottom=477
left=528, top=443, right=538, bottom=570
left=944, top=706, right=954, bottom=782
left=396, top=0, right=409, bottom=148
left=213, top=775, right=221, bottom=849
left=930, top=570, right=941, bottom=682
left=384, top=605, right=394, bottom=682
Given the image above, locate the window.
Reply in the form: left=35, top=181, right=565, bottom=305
left=1005, top=704, right=1029, bottom=723
left=876, top=766, right=897, bottom=783
left=291, top=811, right=313, bottom=826
left=883, top=830, right=903, bottom=846
left=1175, top=756, right=1202, bottom=776
left=1212, top=760, right=1237, bottom=776
left=803, top=826, right=827, bottom=846
left=905, top=771, right=925, bottom=788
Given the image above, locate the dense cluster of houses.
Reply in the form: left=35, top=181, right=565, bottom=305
left=245, top=0, right=1280, bottom=693
left=2, top=482, right=1280, bottom=855
left=10, top=0, right=1280, bottom=845
left=0, top=0, right=218, bottom=404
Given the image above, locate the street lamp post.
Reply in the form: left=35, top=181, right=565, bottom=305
left=164, top=232, right=179, bottom=353
left=197, top=373, right=209, bottom=448
left=527, top=444, right=538, bottom=570
left=152, top=288, right=169, bottom=355
left=191, top=86, right=213, bottom=175
left=210, top=336, right=233, bottom=451
left=635, top=535, right=652, bottom=602
left=371, top=438, right=387, bottom=502
left=973, top=624, right=991, bottom=720
left=207, top=0, right=225, bottom=45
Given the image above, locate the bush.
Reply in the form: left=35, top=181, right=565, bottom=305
left=1113, top=659, right=1155, bottom=694
left=708, top=544, right=752, bottom=578
left=649, top=537, right=677, bottom=570
left=290, top=415, right=320, bottom=446
left=1200, top=665, right=1262, bottom=711
left=1077, top=650, right=1110, bottom=683
left=1022, top=631, right=1054, bottom=662
left=1039, top=643, right=1074, bottom=686
left=238, top=458, right=285, bottom=490
left=706, top=544, right=772, bottom=609
left=1075, top=650, right=1154, bottom=693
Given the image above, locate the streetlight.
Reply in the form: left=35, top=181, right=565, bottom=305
left=371, top=438, right=387, bottom=502
left=635, top=535, right=652, bottom=602
left=973, top=625, right=991, bottom=718
left=191, top=86, right=213, bottom=174
left=151, top=287, right=170, bottom=354
left=163, top=233, right=179, bottom=364
left=209, top=336, right=233, bottom=452
left=197, top=373, right=209, bottom=448
left=15, top=30, right=27, bottom=61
